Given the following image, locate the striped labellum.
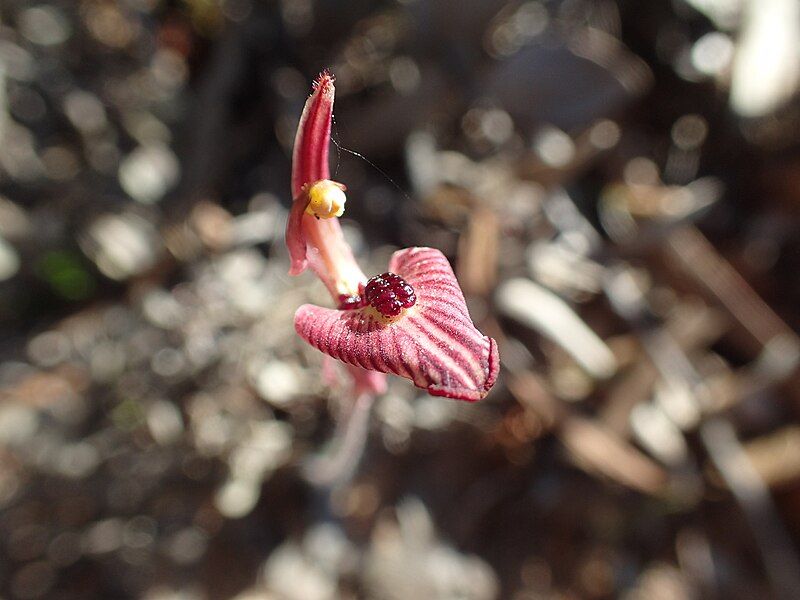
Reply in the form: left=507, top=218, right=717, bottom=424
left=295, top=247, right=499, bottom=401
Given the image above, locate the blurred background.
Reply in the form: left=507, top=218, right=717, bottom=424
left=2, top=0, right=800, bottom=598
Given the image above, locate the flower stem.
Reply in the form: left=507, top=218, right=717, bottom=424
left=303, top=392, right=375, bottom=487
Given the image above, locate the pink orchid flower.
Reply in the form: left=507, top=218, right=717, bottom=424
left=286, top=72, right=498, bottom=401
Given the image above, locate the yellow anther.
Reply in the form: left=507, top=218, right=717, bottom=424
left=305, top=180, right=347, bottom=219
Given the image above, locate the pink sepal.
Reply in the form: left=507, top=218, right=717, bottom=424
left=286, top=71, right=335, bottom=275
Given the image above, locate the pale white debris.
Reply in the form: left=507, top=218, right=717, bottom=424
left=589, top=119, right=622, bottom=150
left=54, top=441, right=100, bottom=479
left=496, top=278, right=618, bottom=379
left=0, top=196, right=32, bottom=239
left=691, top=32, right=735, bottom=78
left=413, top=395, right=457, bottom=430
left=364, top=497, right=499, bottom=600
left=389, top=56, right=421, bottom=94
left=213, top=250, right=275, bottom=318
left=118, top=143, right=180, bottom=204
left=304, top=523, right=358, bottom=577
left=232, top=203, right=282, bottom=247
left=263, top=542, right=337, bottom=600
left=214, top=477, right=261, bottom=519
left=0, top=404, right=39, bottom=445
left=81, top=212, right=161, bottom=280
left=19, top=6, right=71, bottom=46
left=142, top=586, right=205, bottom=600
left=142, top=289, right=187, bottom=330
left=63, top=90, right=108, bottom=135
left=630, top=402, right=690, bottom=466
left=730, top=0, right=800, bottom=117
left=654, top=379, right=701, bottom=431
left=252, top=360, right=304, bottom=408
left=146, top=400, right=184, bottom=445
left=621, top=561, right=696, bottom=600
left=0, top=41, right=37, bottom=81
left=84, top=518, right=124, bottom=554
left=165, top=527, right=208, bottom=565
left=377, top=393, right=416, bottom=446
left=683, top=0, right=743, bottom=30
left=0, top=121, right=46, bottom=181
left=532, top=125, right=575, bottom=168
left=405, top=131, right=445, bottom=198
left=227, top=421, right=292, bottom=480
left=752, top=333, right=800, bottom=382
left=527, top=240, right=604, bottom=297
left=0, top=236, right=20, bottom=281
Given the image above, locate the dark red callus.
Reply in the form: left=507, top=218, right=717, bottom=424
left=337, top=283, right=367, bottom=310
left=365, top=272, right=416, bottom=317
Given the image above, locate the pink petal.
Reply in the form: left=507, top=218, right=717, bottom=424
left=291, top=71, right=334, bottom=198
left=286, top=71, right=335, bottom=275
left=286, top=194, right=310, bottom=276
left=294, top=247, right=500, bottom=401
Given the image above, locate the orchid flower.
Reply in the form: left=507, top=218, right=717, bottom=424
left=286, top=72, right=498, bottom=402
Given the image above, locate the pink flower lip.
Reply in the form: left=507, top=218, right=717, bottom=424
left=294, top=247, right=500, bottom=401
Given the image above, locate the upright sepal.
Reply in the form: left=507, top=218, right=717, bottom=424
left=287, top=71, right=336, bottom=276
left=291, top=71, right=334, bottom=198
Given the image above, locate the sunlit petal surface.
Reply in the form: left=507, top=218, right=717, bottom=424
left=295, top=247, right=499, bottom=401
